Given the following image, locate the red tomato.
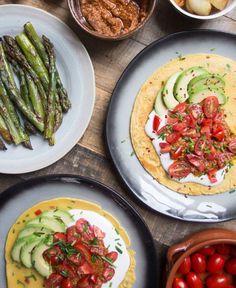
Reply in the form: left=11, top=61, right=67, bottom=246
left=182, top=128, right=199, bottom=138
left=78, top=261, right=93, bottom=275
left=207, top=254, right=225, bottom=273
left=206, top=273, right=230, bottom=288
left=168, top=161, right=191, bottom=178
left=214, top=244, right=231, bottom=255
left=205, top=145, right=217, bottom=161
left=174, top=103, right=187, bottom=113
left=171, top=146, right=184, bottom=160
left=66, top=226, right=81, bottom=243
left=185, top=272, right=203, bottom=288
left=229, top=139, right=236, bottom=154
left=217, top=153, right=233, bottom=169
left=43, top=245, right=64, bottom=265
left=173, top=277, right=189, bottom=288
left=203, top=96, right=219, bottom=119
left=106, top=251, right=118, bottom=263
left=173, top=122, right=188, bottom=132
left=153, top=115, right=161, bottom=132
left=191, top=253, right=206, bottom=273
left=166, top=132, right=181, bottom=144
left=77, top=276, right=91, bottom=287
left=194, top=138, right=207, bottom=156
left=186, top=154, right=206, bottom=172
left=225, top=258, right=236, bottom=275
left=61, top=278, right=73, bottom=288
left=208, top=170, right=218, bottom=183
left=102, top=267, right=115, bottom=282
left=34, top=209, right=42, bottom=216
left=167, top=114, right=179, bottom=125
left=212, top=124, right=224, bottom=134
left=202, top=119, right=213, bottom=127
left=159, top=142, right=171, bottom=153
left=198, top=245, right=215, bottom=256
left=57, top=263, right=77, bottom=278
left=189, top=104, right=204, bottom=121
left=213, top=130, right=225, bottom=141
left=67, top=253, right=85, bottom=266
left=93, top=225, right=105, bottom=239
left=178, top=257, right=191, bottom=275
left=53, top=232, right=66, bottom=242
left=44, top=273, right=64, bottom=288
left=214, top=112, right=224, bottom=123
left=76, top=218, right=90, bottom=233
left=201, top=126, right=211, bottom=135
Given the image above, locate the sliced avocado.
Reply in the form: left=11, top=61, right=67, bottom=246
left=189, top=85, right=227, bottom=104
left=174, top=67, right=207, bottom=102
left=162, top=71, right=181, bottom=109
left=154, top=89, right=168, bottom=116
left=32, top=236, right=53, bottom=278
left=42, top=209, right=73, bottom=226
left=188, top=73, right=225, bottom=94
left=20, top=235, right=43, bottom=268
left=26, top=216, right=66, bottom=233
left=11, top=235, right=33, bottom=262
left=18, top=225, right=53, bottom=239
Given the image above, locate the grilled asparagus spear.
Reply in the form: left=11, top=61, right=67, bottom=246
left=0, top=114, right=12, bottom=144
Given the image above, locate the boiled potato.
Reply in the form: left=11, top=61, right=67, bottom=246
left=188, top=0, right=212, bottom=15
left=210, top=0, right=229, bottom=10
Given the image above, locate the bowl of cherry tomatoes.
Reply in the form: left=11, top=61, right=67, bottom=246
left=166, top=228, right=236, bottom=288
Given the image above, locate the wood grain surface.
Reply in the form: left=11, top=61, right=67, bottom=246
left=0, top=0, right=236, bottom=284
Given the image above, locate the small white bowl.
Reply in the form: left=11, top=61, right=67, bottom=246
left=169, top=0, right=236, bottom=20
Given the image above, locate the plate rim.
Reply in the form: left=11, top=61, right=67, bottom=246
left=106, top=29, right=236, bottom=223
left=0, top=174, right=159, bottom=286
left=0, top=4, right=95, bottom=174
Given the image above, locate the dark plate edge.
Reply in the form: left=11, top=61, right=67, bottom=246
left=0, top=174, right=159, bottom=286
left=105, top=29, right=236, bottom=223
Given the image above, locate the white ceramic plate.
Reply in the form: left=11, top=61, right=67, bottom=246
left=0, top=4, right=95, bottom=173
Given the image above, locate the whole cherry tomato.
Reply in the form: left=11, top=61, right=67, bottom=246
left=225, top=258, right=236, bottom=275
left=173, top=277, right=189, bottom=288
left=206, top=273, right=230, bottom=288
left=198, top=245, right=215, bottom=256
left=191, top=253, right=206, bottom=273
left=214, top=244, right=231, bottom=255
left=185, top=272, right=203, bottom=288
left=178, top=257, right=191, bottom=275
left=207, top=254, right=225, bottom=273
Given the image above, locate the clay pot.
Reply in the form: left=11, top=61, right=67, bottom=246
left=166, top=228, right=236, bottom=288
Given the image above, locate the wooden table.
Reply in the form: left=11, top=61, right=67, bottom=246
left=1, top=0, right=236, bottom=284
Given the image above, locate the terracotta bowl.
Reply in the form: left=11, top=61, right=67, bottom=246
left=166, top=228, right=236, bottom=288
left=67, top=0, right=157, bottom=41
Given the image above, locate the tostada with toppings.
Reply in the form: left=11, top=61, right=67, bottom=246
left=5, top=198, right=136, bottom=288
left=131, top=53, right=236, bottom=195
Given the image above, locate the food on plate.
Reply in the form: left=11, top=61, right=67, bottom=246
left=131, top=53, right=236, bottom=195
left=79, top=0, right=149, bottom=37
left=175, top=0, right=229, bottom=16
left=0, top=22, right=71, bottom=150
left=5, top=198, right=136, bottom=287
left=173, top=243, right=236, bottom=288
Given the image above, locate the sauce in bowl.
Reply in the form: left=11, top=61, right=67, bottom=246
left=79, top=0, right=148, bottom=37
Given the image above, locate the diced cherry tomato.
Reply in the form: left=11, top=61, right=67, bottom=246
left=102, top=267, right=115, bottom=282
left=93, top=225, right=105, bottom=239
left=106, top=251, right=118, bottom=263
left=189, top=104, right=203, bottom=120
left=205, top=145, right=217, bottom=161
left=203, top=96, right=219, bottom=119
left=74, top=243, right=92, bottom=260
left=167, top=114, right=179, bottom=125
left=225, top=258, right=236, bottom=275
left=198, top=245, right=215, bottom=256
left=208, top=170, right=218, bottom=183
left=66, top=226, right=81, bottom=243
left=214, top=244, right=231, bottom=255
left=43, top=245, right=64, bottom=265
left=214, top=112, right=224, bottom=123
left=203, top=119, right=213, bottom=127
left=153, top=115, right=161, bottom=132
left=35, top=209, right=42, bottom=216
left=173, top=277, right=189, bottom=288
left=160, top=142, right=171, bottom=153
left=173, top=122, right=188, bottom=132
left=77, top=276, right=91, bottom=288
left=53, top=232, right=66, bottom=242
left=191, top=253, right=206, bottom=273
left=186, top=272, right=203, bottom=288
left=178, top=257, right=191, bottom=275
left=206, top=273, right=230, bottom=288
left=171, top=146, right=184, bottom=160
left=76, top=218, right=90, bottom=233
left=186, top=154, right=205, bottom=172
left=67, top=253, right=85, bottom=266
left=213, top=130, right=225, bottom=141
left=166, top=132, right=181, bottom=144
left=61, top=278, right=73, bottom=288
left=168, top=161, right=191, bottom=178
left=182, top=128, right=199, bottom=138
left=212, top=124, right=224, bottom=134
left=174, top=103, right=187, bottom=113
left=194, top=138, right=207, bottom=156
left=157, top=124, right=170, bottom=135
left=201, top=126, right=211, bottom=135
left=217, top=153, right=233, bottom=169
left=207, top=254, right=225, bottom=273
left=229, top=139, right=236, bottom=154
left=44, top=273, right=63, bottom=288
left=57, top=263, right=76, bottom=278
left=78, top=261, right=93, bottom=275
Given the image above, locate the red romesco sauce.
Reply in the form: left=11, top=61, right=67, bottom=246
left=79, top=0, right=148, bottom=37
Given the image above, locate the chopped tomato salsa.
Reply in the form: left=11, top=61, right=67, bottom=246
left=157, top=97, right=236, bottom=183
left=43, top=218, right=118, bottom=288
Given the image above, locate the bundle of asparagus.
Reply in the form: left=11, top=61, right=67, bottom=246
left=0, top=22, right=71, bottom=150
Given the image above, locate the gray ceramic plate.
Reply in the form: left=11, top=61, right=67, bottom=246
left=0, top=175, right=158, bottom=288
left=106, top=30, right=236, bottom=223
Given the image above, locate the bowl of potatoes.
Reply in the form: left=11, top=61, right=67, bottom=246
left=169, top=0, right=236, bottom=19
